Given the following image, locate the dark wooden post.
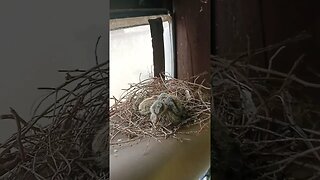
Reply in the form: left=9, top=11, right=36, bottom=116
left=148, top=17, right=165, bottom=78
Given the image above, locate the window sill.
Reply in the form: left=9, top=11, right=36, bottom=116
left=110, top=123, right=210, bottom=180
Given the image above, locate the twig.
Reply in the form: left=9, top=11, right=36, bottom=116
left=212, top=57, right=320, bottom=88
left=10, top=108, right=26, bottom=161
left=75, top=161, right=99, bottom=179
left=267, top=46, right=286, bottom=78
left=19, top=164, right=46, bottom=180
left=278, top=54, right=305, bottom=92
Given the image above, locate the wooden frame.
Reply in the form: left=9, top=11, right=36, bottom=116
left=173, top=0, right=211, bottom=82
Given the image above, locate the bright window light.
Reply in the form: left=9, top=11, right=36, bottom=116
left=110, top=15, right=174, bottom=105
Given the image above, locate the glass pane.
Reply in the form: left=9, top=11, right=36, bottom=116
left=110, top=19, right=173, bottom=106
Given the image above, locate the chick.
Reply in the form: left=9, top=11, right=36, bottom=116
left=138, top=95, right=158, bottom=115
left=150, top=93, right=185, bottom=126
left=149, top=100, right=167, bottom=124
left=138, top=93, right=185, bottom=126
left=157, top=93, right=185, bottom=124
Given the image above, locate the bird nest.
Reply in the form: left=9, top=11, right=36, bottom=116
left=211, top=32, right=320, bottom=179
left=0, top=62, right=108, bottom=179
left=109, top=75, right=211, bottom=145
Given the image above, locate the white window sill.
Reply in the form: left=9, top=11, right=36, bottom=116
left=110, top=120, right=210, bottom=180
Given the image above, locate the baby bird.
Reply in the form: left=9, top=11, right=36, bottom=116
left=138, top=93, right=185, bottom=127
left=149, top=100, right=167, bottom=125
left=157, top=93, right=185, bottom=124
left=138, top=95, right=158, bottom=115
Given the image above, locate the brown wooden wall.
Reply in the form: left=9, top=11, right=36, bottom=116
left=214, top=0, right=320, bottom=71
left=214, top=0, right=320, bottom=99
left=260, top=0, right=320, bottom=77
left=174, top=0, right=211, bottom=82
left=214, top=0, right=265, bottom=60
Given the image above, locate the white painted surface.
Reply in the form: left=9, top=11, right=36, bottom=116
left=0, top=0, right=108, bottom=143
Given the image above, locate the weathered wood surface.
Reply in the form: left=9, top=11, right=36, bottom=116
left=174, top=0, right=211, bottom=81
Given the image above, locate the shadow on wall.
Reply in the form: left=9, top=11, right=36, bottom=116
left=0, top=0, right=108, bottom=143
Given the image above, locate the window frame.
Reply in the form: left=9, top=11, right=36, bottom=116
left=110, top=8, right=170, bottom=20
left=110, top=12, right=176, bottom=78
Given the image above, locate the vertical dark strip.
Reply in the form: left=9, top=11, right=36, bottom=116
left=211, top=0, right=216, bottom=55
left=258, top=0, right=268, bottom=67
left=148, top=17, right=165, bottom=78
